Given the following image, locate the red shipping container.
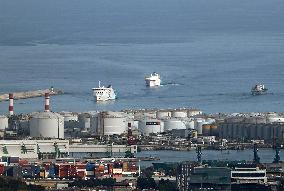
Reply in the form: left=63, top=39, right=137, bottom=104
left=0, top=164, right=5, bottom=175
left=77, top=171, right=85, bottom=178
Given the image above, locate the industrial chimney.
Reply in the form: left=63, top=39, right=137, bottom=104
left=9, top=93, right=14, bottom=115
left=45, top=92, right=50, bottom=112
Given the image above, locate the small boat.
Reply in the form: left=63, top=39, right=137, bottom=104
left=251, top=84, right=268, bottom=96
left=145, top=72, right=161, bottom=87
left=92, top=81, right=117, bottom=101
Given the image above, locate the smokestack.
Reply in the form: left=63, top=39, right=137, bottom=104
left=45, top=92, right=50, bottom=112
left=9, top=93, right=14, bottom=115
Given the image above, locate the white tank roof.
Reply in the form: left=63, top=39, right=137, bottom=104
left=31, top=111, right=63, bottom=119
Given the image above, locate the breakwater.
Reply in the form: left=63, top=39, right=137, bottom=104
left=0, top=88, right=63, bottom=101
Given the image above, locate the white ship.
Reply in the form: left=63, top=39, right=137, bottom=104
left=92, top=81, right=117, bottom=101
left=251, top=84, right=268, bottom=96
left=145, top=72, right=161, bottom=87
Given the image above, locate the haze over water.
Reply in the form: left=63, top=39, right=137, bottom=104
left=0, top=0, right=284, bottom=114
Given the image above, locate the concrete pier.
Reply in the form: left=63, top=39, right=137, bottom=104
left=0, top=88, right=63, bottom=101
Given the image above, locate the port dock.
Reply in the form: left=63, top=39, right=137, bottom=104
left=0, top=88, right=63, bottom=101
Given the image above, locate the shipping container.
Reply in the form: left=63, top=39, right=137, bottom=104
left=0, top=164, right=5, bottom=175
left=8, top=156, right=20, bottom=164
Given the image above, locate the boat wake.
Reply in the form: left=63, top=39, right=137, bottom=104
left=161, top=82, right=183, bottom=86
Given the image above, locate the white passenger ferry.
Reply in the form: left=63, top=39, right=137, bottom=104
left=92, top=81, right=117, bottom=101
left=145, top=72, right=161, bottom=87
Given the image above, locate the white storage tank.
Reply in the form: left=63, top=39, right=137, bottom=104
left=156, top=110, right=171, bottom=119
left=0, top=115, right=8, bottom=130
left=171, top=110, right=187, bottom=118
left=163, top=118, right=186, bottom=131
left=134, top=111, right=156, bottom=119
left=194, top=118, right=206, bottom=134
left=266, top=113, right=284, bottom=123
left=138, top=119, right=164, bottom=135
left=101, top=111, right=127, bottom=135
left=185, top=120, right=195, bottom=130
left=188, top=110, right=202, bottom=117
left=60, top=112, right=78, bottom=122
left=29, top=111, right=64, bottom=139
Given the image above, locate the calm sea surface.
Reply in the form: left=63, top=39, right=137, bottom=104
left=0, top=0, right=284, bottom=114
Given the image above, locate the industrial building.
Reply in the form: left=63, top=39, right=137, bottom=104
left=0, top=140, right=69, bottom=159
left=219, top=113, right=284, bottom=141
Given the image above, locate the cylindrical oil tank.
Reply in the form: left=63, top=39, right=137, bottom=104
left=171, top=110, right=187, bottom=118
left=0, top=115, right=8, bottom=130
left=29, top=111, right=64, bottom=139
left=266, top=113, right=284, bottom=123
left=138, top=119, right=164, bottom=136
left=60, top=112, right=78, bottom=122
left=163, top=118, right=186, bottom=131
left=134, top=111, right=156, bottom=119
left=101, top=111, right=127, bottom=135
left=194, top=118, right=206, bottom=135
left=143, top=111, right=157, bottom=118
left=185, top=120, right=195, bottom=130
left=156, top=111, right=171, bottom=119
left=188, top=110, right=202, bottom=117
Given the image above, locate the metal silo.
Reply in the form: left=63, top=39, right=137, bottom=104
left=29, top=111, right=64, bottom=139
left=163, top=118, right=186, bottom=131
left=0, top=115, right=8, bottom=130
left=138, top=118, right=164, bottom=135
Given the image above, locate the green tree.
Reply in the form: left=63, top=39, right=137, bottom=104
left=137, top=177, right=157, bottom=190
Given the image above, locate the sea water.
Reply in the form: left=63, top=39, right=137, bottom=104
left=0, top=0, right=284, bottom=114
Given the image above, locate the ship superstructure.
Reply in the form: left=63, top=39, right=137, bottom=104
left=251, top=84, right=268, bottom=96
left=145, top=72, right=161, bottom=87
left=92, top=81, right=116, bottom=101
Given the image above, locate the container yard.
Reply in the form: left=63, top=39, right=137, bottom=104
left=0, top=157, right=140, bottom=180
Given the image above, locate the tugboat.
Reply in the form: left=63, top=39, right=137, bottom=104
left=251, top=84, right=268, bottom=96
left=145, top=72, right=161, bottom=87
left=92, top=81, right=117, bottom=101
